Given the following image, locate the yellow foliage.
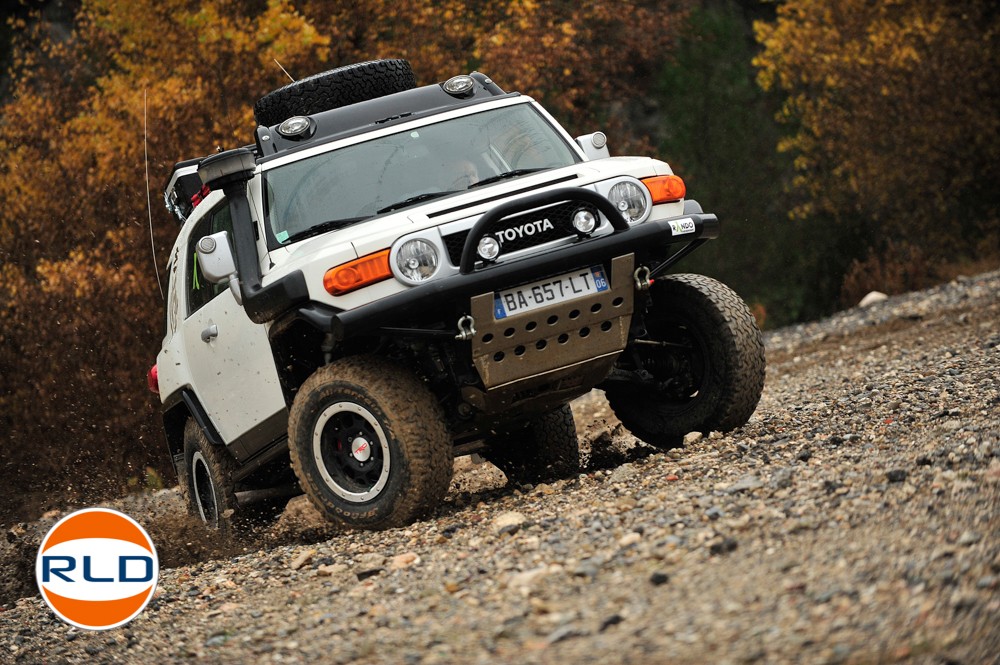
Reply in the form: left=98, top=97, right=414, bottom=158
left=754, top=0, right=1000, bottom=252
left=0, top=0, right=687, bottom=522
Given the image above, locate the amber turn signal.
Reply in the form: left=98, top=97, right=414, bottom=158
left=641, top=175, right=686, bottom=204
left=323, top=249, right=392, bottom=295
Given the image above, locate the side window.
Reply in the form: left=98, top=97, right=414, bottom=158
left=186, top=202, right=234, bottom=316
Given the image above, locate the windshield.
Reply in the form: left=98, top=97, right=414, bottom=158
left=263, top=104, right=581, bottom=246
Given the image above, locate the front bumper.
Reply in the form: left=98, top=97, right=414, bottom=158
left=297, top=188, right=719, bottom=341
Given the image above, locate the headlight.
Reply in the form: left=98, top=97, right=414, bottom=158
left=477, top=236, right=500, bottom=261
left=608, top=181, right=648, bottom=222
left=396, top=239, right=439, bottom=282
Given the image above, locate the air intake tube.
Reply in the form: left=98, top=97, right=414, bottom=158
left=199, top=148, right=309, bottom=324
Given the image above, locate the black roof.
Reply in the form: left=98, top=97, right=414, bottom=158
left=163, top=73, right=514, bottom=220
left=254, top=73, right=515, bottom=163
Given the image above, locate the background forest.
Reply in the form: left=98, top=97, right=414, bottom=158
left=1, top=0, right=997, bottom=525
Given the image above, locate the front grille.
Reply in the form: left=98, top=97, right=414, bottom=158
left=442, top=200, right=599, bottom=266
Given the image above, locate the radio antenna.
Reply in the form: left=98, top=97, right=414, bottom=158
left=274, top=58, right=295, bottom=83
left=144, top=89, right=164, bottom=300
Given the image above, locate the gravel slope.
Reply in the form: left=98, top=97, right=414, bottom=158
left=2, top=271, right=998, bottom=664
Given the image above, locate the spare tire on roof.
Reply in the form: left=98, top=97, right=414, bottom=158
left=253, top=59, right=417, bottom=127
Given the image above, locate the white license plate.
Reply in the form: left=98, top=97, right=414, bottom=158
left=493, top=266, right=610, bottom=319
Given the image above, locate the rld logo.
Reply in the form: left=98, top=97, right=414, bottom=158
left=35, top=507, right=159, bottom=630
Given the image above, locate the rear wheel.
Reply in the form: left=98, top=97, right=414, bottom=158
left=288, top=356, right=453, bottom=530
left=180, top=420, right=242, bottom=536
left=487, top=404, right=580, bottom=484
left=604, top=274, right=765, bottom=448
left=254, top=59, right=417, bottom=127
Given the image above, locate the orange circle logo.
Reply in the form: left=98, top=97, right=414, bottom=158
left=35, top=508, right=159, bottom=630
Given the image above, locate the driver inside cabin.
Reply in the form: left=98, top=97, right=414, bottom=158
left=449, top=159, right=479, bottom=191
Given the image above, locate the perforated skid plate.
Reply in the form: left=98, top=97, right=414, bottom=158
left=469, top=254, right=635, bottom=391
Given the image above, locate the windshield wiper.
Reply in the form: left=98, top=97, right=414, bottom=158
left=376, top=191, right=458, bottom=214
left=469, top=168, right=547, bottom=188
left=283, top=217, right=367, bottom=244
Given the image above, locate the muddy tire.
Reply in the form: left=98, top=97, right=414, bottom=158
left=288, top=356, right=453, bottom=530
left=487, top=404, right=580, bottom=484
left=254, top=59, right=417, bottom=127
left=179, top=419, right=243, bottom=536
left=605, top=274, right=765, bottom=449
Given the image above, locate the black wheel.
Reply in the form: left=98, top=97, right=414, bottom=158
left=605, top=274, right=765, bottom=448
left=180, top=419, right=242, bottom=535
left=487, top=404, right=581, bottom=484
left=254, top=59, right=417, bottom=127
left=288, top=356, right=453, bottom=530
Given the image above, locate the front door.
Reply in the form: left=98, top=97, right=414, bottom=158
left=180, top=201, right=287, bottom=460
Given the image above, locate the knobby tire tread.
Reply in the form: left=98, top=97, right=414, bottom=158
left=288, top=355, right=452, bottom=530
left=254, top=60, right=417, bottom=127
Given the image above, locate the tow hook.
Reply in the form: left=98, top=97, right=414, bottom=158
left=633, top=265, right=652, bottom=291
left=455, top=315, right=477, bottom=341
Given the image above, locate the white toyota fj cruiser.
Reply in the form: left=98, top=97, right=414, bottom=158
left=149, top=60, right=765, bottom=533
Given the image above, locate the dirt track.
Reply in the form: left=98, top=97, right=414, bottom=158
left=2, top=271, right=998, bottom=664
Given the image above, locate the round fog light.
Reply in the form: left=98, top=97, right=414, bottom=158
left=277, top=115, right=312, bottom=138
left=443, top=75, right=475, bottom=96
left=477, top=236, right=500, bottom=261
left=572, top=209, right=597, bottom=235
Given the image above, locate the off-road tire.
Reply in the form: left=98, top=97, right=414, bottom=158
left=288, top=356, right=453, bottom=530
left=486, top=404, right=580, bottom=484
left=180, top=419, right=243, bottom=536
left=605, top=274, right=765, bottom=448
left=254, top=59, right=417, bottom=127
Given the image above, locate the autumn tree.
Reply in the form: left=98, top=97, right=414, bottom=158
left=0, top=0, right=329, bottom=523
left=754, top=0, right=1000, bottom=262
left=1, top=0, right=690, bottom=524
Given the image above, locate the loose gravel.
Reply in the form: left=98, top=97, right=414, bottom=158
left=2, top=271, right=998, bottom=664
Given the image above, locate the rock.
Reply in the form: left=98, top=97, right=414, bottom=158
left=390, top=552, right=420, bottom=569
left=683, top=431, right=703, bottom=445
left=618, top=532, right=642, bottom=547
left=608, top=465, right=638, bottom=484
left=886, top=469, right=908, bottom=483
left=956, top=531, right=981, bottom=546
left=709, top=537, right=738, bottom=555
left=705, top=506, right=724, bottom=521
left=649, top=572, right=669, bottom=586
left=599, top=614, right=624, bottom=631
left=493, top=511, right=527, bottom=535
left=507, top=566, right=552, bottom=595
left=725, top=475, right=762, bottom=494
left=289, top=549, right=316, bottom=571
left=357, top=552, right=386, bottom=569
left=573, top=557, right=604, bottom=579
left=770, top=468, right=795, bottom=489
left=316, top=564, right=348, bottom=577
left=859, top=291, right=889, bottom=307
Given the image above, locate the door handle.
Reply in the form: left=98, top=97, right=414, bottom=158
left=201, top=324, right=219, bottom=343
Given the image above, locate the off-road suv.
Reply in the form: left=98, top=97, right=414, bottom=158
left=149, top=60, right=765, bottom=533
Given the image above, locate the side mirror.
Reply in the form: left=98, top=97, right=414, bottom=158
left=575, top=132, right=610, bottom=160
left=196, top=231, right=242, bottom=305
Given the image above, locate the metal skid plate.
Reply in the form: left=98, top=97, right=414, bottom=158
left=468, top=254, right=636, bottom=399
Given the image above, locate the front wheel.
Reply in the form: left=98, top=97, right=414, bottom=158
left=604, top=274, right=765, bottom=448
left=288, top=356, right=453, bottom=530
